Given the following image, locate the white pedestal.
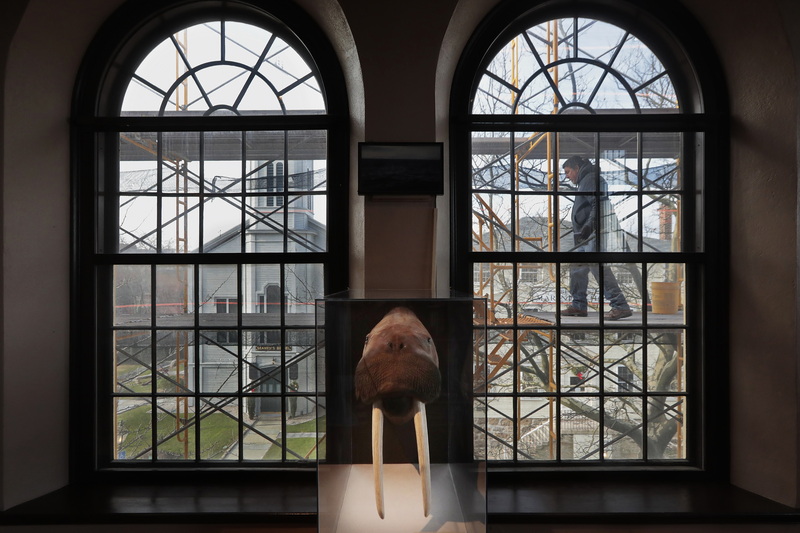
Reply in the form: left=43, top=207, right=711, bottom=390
left=319, top=463, right=485, bottom=533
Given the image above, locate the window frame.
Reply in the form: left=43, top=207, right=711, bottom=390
left=450, top=0, right=729, bottom=476
left=71, top=0, right=349, bottom=479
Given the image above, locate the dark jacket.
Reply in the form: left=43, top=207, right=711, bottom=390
left=571, top=162, right=608, bottom=246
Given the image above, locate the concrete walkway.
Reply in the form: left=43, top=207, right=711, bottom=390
left=226, top=413, right=323, bottom=460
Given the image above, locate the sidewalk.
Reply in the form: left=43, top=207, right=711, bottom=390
left=226, top=412, right=322, bottom=460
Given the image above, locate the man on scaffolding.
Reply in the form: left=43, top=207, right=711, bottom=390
left=560, top=155, right=633, bottom=321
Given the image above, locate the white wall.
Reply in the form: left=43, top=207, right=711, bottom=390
left=2, top=0, right=123, bottom=509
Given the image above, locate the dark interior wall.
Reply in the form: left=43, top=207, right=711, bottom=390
left=0, top=0, right=799, bottom=528
left=777, top=0, right=800, bottom=509
left=682, top=0, right=799, bottom=507
left=0, top=0, right=30, bottom=513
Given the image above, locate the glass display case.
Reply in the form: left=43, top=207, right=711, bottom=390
left=316, top=290, right=487, bottom=532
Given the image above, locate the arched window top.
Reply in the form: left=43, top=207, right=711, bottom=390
left=122, top=20, right=325, bottom=116
left=473, top=17, right=678, bottom=115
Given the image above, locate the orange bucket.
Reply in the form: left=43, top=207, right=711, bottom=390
left=650, top=281, right=681, bottom=314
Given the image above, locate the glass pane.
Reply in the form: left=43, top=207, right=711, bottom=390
left=285, top=397, right=319, bottom=461
left=485, top=329, right=513, bottom=391
left=526, top=19, right=573, bottom=70
left=115, top=330, right=151, bottom=394
left=286, top=329, right=316, bottom=393
left=288, top=195, right=326, bottom=252
left=241, top=406, right=280, bottom=460
left=200, top=330, right=239, bottom=393
left=560, top=397, right=601, bottom=460
left=285, top=263, right=323, bottom=327
left=119, top=133, right=157, bottom=193
left=602, top=263, right=641, bottom=325
left=474, top=398, right=488, bottom=460
left=245, top=131, right=285, bottom=194
left=516, top=195, right=551, bottom=252
left=560, top=262, right=600, bottom=324
left=161, top=195, right=200, bottom=253
left=647, top=262, right=685, bottom=324
left=253, top=403, right=286, bottom=461
left=155, top=265, right=194, bottom=327
left=243, top=330, right=280, bottom=391
left=288, top=131, right=327, bottom=192
left=603, top=330, right=643, bottom=393
left=254, top=35, right=324, bottom=112
left=643, top=193, right=681, bottom=250
left=610, top=193, right=640, bottom=251
left=604, top=396, right=644, bottom=460
left=518, top=329, right=555, bottom=392
left=315, top=400, right=327, bottom=461
left=199, top=397, right=240, bottom=460
left=647, top=330, right=686, bottom=393
left=475, top=262, right=514, bottom=323
left=119, top=195, right=157, bottom=252
left=517, top=262, right=558, bottom=317
left=473, top=193, right=513, bottom=252
left=121, top=35, right=180, bottom=114
left=562, top=62, right=639, bottom=111
left=242, top=264, right=281, bottom=326
left=157, top=396, right=195, bottom=460
left=204, top=131, right=243, bottom=193
left=560, top=330, right=599, bottom=392
left=115, top=397, right=152, bottom=460
left=199, top=264, right=238, bottom=326
left=643, top=132, right=682, bottom=191
left=246, top=203, right=284, bottom=252
left=199, top=196, right=237, bottom=252
left=513, top=132, right=552, bottom=191
left=485, top=396, right=514, bottom=460
left=114, top=265, right=152, bottom=326
left=162, top=132, right=201, bottom=193
left=576, top=19, right=627, bottom=60
left=518, top=396, right=557, bottom=460
left=600, top=132, right=639, bottom=193
left=647, top=396, right=686, bottom=459
left=473, top=59, right=515, bottom=115
left=156, top=330, right=194, bottom=394
left=471, top=132, right=512, bottom=190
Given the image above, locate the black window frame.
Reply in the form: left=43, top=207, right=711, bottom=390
left=450, top=0, right=729, bottom=477
left=71, top=0, right=349, bottom=480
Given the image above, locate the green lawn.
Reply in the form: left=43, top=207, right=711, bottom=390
left=117, top=404, right=238, bottom=460
left=117, top=405, right=325, bottom=461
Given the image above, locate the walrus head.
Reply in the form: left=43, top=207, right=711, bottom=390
left=354, top=306, right=441, bottom=519
left=354, top=307, right=441, bottom=425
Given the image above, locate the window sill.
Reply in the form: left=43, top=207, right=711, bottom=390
left=2, top=477, right=798, bottom=526
left=486, top=477, right=800, bottom=525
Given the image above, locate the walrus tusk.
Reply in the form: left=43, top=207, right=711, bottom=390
left=372, top=400, right=431, bottom=519
left=413, top=400, right=432, bottom=517
left=371, top=399, right=431, bottom=519
left=372, top=401, right=385, bottom=519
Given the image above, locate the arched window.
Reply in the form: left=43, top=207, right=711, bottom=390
left=72, top=0, right=348, bottom=469
left=452, top=2, right=727, bottom=467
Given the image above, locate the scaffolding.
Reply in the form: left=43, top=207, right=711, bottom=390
left=473, top=21, right=686, bottom=461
